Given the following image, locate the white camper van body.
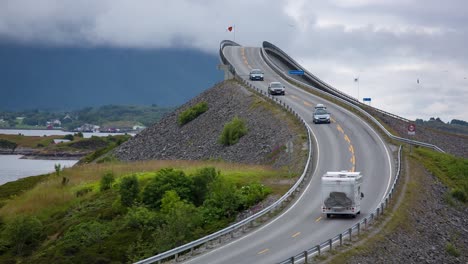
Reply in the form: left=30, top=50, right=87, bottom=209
left=321, top=171, right=363, bottom=218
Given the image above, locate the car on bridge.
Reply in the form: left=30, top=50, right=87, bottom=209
left=315, top=103, right=326, bottom=110
left=313, top=108, right=331, bottom=124
left=268, top=81, right=285, bottom=95
left=249, top=69, right=264, bottom=81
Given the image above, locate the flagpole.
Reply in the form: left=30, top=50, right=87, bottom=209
left=233, top=24, right=236, bottom=42
left=357, top=76, right=360, bottom=102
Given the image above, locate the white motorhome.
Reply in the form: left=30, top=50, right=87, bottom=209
left=321, top=171, right=363, bottom=218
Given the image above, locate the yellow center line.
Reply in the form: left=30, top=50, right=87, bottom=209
left=303, top=101, right=313, bottom=107
left=349, top=145, right=354, bottom=154
left=351, top=166, right=355, bottom=172
left=292, top=232, right=301, bottom=238
left=257, top=248, right=269, bottom=255
left=290, top=95, right=299, bottom=100
left=344, top=134, right=351, bottom=143
left=315, top=216, right=322, bottom=222
left=337, top=124, right=344, bottom=133
left=331, top=117, right=336, bottom=123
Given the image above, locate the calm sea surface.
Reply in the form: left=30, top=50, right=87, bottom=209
left=0, top=129, right=133, bottom=138
left=0, top=155, right=78, bottom=185
left=0, top=129, right=128, bottom=185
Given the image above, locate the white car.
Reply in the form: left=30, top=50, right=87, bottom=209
left=315, top=103, right=326, bottom=110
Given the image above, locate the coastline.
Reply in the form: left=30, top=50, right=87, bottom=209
left=0, top=147, right=89, bottom=160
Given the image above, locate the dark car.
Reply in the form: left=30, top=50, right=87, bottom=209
left=249, top=69, right=264, bottom=81
left=268, top=82, right=285, bottom=95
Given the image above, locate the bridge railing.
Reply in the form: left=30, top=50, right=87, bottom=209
left=260, top=42, right=444, bottom=153
left=135, top=41, right=315, bottom=264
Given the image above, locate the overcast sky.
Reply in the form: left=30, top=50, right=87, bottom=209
left=1, top=0, right=467, bottom=121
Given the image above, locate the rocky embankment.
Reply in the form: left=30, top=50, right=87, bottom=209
left=114, top=80, right=305, bottom=169
left=366, top=107, right=468, bottom=158
left=345, top=161, right=468, bottom=264
left=338, top=107, right=468, bottom=263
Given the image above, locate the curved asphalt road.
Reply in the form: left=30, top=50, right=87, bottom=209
left=185, top=46, right=394, bottom=264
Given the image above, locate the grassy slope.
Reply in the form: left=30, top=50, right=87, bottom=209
left=328, top=147, right=467, bottom=263
left=0, top=160, right=291, bottom=263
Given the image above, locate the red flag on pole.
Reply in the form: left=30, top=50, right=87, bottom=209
left=227, top=26, right=233, bottom=32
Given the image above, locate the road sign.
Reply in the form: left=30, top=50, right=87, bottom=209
left=363, top=98, right=371, bottom=102
left=408, top=124, right=416, bottom=136
left=289, top=70, right=304, bottom=75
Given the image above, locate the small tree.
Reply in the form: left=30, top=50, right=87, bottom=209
left=191, top=167, right=219, bottom=206
left=219, top=116, right=247, bottom=146
left=100, top=172, right=115, bottom=191
left=54, top=164, right=61, bottom=177
left=2, top=215, right=44, bottom=256
left=63, top=134, right=74, bottom=141
left=120, top=175, right=140, bottom=207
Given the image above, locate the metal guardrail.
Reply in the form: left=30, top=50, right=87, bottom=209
left=135, top=41, right=315, bottom=264
left=260, top=42, right=445, bottom=153
left=262, top=41, right=412, bottom=123
left=278, top=145, right=403, bottom=264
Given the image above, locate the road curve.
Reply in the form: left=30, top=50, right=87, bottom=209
left=185, top=45, right=394, bottom=264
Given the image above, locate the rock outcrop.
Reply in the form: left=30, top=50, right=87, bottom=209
left=114, top=80, right=305, bottom=169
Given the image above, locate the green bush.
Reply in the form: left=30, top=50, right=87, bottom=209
left=61, top=221, right=110, bottom=247
left=142, top=168, right=193, bottom=209
left=2, top=215, right=44, bottom=256
left=100, top=172, right=115, bottom=191
left=0, top=139, right=17, bottom=150
left=446, top=242, right=461, bottom=257
left=219, top=116, right=247, bottom=146
left=451, top=188, right=467, bottom=203
left=124, top=206, right=161, bottom=230
left=201, top=177, right=240, bottom=220
left=237, top=183, right=272, bottom=209
left=191, top=167, right=219, bottom=206
left=76, top=186, right=93, bottom=197
left=63, top=134, right=74, bottom=141
left=119, top=175, right=140, bottom=207
left=178, top=102, right=208, bottom=125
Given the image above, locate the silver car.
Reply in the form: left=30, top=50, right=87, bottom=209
left=249, top=69, right=264, bottom=81
left=313, top=108, right=331, bottom=124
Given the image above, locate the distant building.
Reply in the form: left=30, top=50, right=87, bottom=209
left=63, top=114, right=72, bottom=120
left=53, top=119, right=62, bottom=127
left=75, top=123, right=100, bottom=132
left=53, top=139, right=71, bottom=144
left=133, top=125, right=146, bottom=131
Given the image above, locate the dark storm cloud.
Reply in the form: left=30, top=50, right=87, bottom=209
left=0, top=0, right=466, bottom=120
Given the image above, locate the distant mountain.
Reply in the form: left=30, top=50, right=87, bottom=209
left=415, top=117, right=468, bottom=136
left=0, top=42, right=223, bottom=111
